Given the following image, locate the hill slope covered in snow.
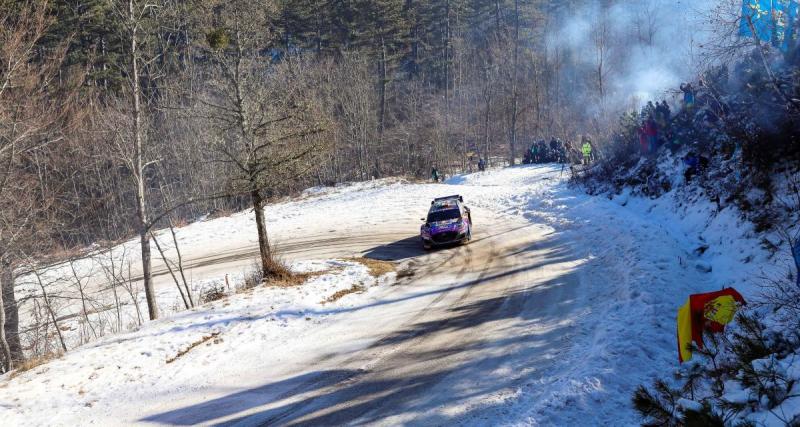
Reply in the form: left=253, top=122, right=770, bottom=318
left=1, top=165, right=795, bottom=426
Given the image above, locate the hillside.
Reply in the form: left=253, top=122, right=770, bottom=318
left=2, top=165, right=794, bottom=425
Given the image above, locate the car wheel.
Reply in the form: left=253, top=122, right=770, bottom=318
left=463, top=227, right=472, bottom=245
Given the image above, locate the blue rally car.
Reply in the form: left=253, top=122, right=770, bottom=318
left=420, top=195, right=472, bottom=250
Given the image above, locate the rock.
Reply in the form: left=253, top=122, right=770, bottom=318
left=695, top=261, right=713, bottom=273
left=693, top=244, right=710, bottom=256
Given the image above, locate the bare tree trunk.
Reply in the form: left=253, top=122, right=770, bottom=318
left=444, top=0, right=451, bottom=159
left=0, top=262, right=21, bottom=366
left=509, top=0, right=521, bottom=166
left=251, top=188, right=272, bottom=277
left=33, top=271, right=67, bottom=352
left=167, top=219, right=193, bottom=307
left=69, top=260, right=97, bottom=339
left=378, top=34, right=388, bottom=174
left=124, top=262, right=143, bottom=326
left=508, top=0, right=520, bottom=166
left=110, top=275, right=122, bottom=333
left=150, top=231, right=190, bottom=310
left=484, top=90, right=492, bottom=161
left=0, top=262, right=13, bottom=372
left=129, top=0, right=158, bottom=320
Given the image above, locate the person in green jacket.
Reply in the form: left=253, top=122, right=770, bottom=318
left=431, top=167, right=440, bottom=182
left=581, top=139, right=593, bottom=165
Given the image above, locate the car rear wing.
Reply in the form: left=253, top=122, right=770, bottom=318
left=432, top=195, right=463, bottom=205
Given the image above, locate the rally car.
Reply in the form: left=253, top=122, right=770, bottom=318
left=420, top=195, right=472, bottom=250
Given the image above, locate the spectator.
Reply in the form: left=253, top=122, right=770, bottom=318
left=549, top=138, right=561, bottom=162
left=683, top=153, right=699, bottom=181
left=661, top=101, right=671, bottom=124
left=680, top=83, right=695, bottom=111
left=655, top=101, right=671, bottom=129
left=555, top=139, right=566, bottom=163
left=639, top=125, right=649, bottom=155
left=666, top=130, right=682, bottom=153
left=478, top=158, right=487, bottom=172
left=536, top=140, right=546, bottom=163
left=645, top=101, right=656, bottom=118
left=431, top=167, right=440, bottom=182
left=683, top=152, right=709, bottom=182
left=565, top=141, right=578, bottom=164
left=581, top=139, right=593, bottom=165
left=644, top=115, right=659, bottom=154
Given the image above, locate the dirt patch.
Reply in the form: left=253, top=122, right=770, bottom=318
left=166, top=332, right=222, bottom=364
left=261, top=255, right=344, bottom=288
left=345, top=257, right=396, bottom=277
left=396, top=267, right=416, bottom=279
left=265, top=268, right=341, bottom=288
left=323, top=284, right=366, bottom=304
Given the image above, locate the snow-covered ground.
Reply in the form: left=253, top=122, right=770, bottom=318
left=2, top=164, right=796, bottom=426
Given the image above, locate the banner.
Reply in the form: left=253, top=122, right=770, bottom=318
left=677, top=288, right=746, bottom=363
left=740, top=0, right=800, bottom=51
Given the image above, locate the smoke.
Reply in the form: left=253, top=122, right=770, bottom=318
left=546, top=0, right=727, bottom=114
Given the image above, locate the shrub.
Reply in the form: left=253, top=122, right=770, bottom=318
left=241, top=262, right=265, bottom=289
left=200, top=284, right=226, bottom=303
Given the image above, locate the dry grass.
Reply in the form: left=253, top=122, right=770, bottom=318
left=7, top=352, right=62, bottom=379
left=200, top=285, right=227, bottom=303
left=166, top=332, right=221, bottom=364
left=319, top=258, right=396, bottom=304
left=266, top=272, right=312, bottom=288
left=242, top=261, right=266, bottom=289
left=207, top=207, right=234, bottom=220
left=262, top=256, right=302, bottom=287
left=323, top=284, right=366, bottom=304
left=345, top=257, right=396, bottom=277
left=170, top=217, right=190, bottom=228
left=261, top=254, right=349, bottom=288
left=265, top=269, right=333, bottom=288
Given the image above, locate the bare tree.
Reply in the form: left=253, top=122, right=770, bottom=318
left=0, top=0, right=77, bottom=371
left=119, top=0, right=158, bottom=320
left=200, top=0, right=329, bottom=278
left=32, top=270, right=67, bottom=353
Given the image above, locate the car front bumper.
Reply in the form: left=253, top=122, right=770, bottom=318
left=422, top=230, right=469, bottom=246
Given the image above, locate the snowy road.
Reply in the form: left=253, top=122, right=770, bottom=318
left=9, top=165, right=758, bottom=426
left=140, top=207, right=581, bottom=426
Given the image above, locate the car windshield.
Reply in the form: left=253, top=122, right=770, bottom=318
left=428, top=209, right=461, bottom=223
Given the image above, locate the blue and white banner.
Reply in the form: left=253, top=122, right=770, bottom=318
left=740, top=0, right=800, bottom=51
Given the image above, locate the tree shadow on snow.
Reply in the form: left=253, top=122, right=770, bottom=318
left=139, top=369, right=365, bottom=426
left=363, top=236, right=427, bottom=261
left=140, top=230, right=587, bottom=426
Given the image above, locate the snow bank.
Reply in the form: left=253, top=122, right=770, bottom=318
left=1, top=259, right=394, bottom=426
left=448, top=165, right=786, bottom=425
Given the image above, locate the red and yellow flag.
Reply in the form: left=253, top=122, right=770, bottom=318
left=677, top=288, right=746, bottom=363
